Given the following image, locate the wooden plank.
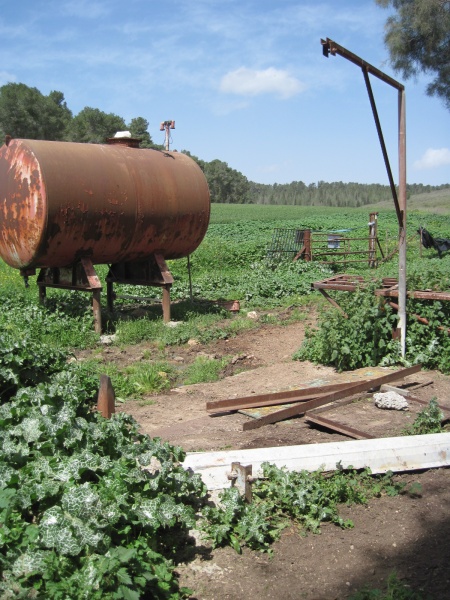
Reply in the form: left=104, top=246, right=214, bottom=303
left=313, top=282, right=359, bottom=291
left=97, top=375, right=115, bottom=419
left=183, top=432, right=450, bottom=490
left=304, top=414, right=374, bottom=440
left=206, top=381, right=362, bottom=413
left=242, top=364, right=422, bottom=431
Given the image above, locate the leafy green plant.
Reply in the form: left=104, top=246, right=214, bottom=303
left=183, top=355, right=229, bottom=385
left=294, top=286, right=399, bottom=371
left=201, top=487, right=280, bottom=554
left=0, top=290, right=98, bottom=350
left=200, top=463, right=404, bottom=553
left=0, top=368, right=207, bottom=598
left=0, top=332, right=68, bottom=400
left=294, top=281, right=450, bottom=373
left=87, top=360, right=173, bottom=402
left=125, top=360, right=173, bottom=395
left=349, top=571, right=423, bottom=599
left=403, top=398, right=444, bottom=435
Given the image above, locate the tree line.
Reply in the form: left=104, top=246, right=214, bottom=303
left=0, top=82, right=448, bottom=207
left=183, top=152, right=449, bottom=206
left=0, top=83, right=157, bottom=148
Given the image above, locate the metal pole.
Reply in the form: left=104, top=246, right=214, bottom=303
left=369, top=212, right=377, bottom=267
left=107, top=280, right=114, bottom=313
left=398, top=89, right=407, bottom=357
left=321, top=37, right=407, bottom=359
left=165, top=124, right=170, bottom=151
left=97, top=374, right=115, bottom=418
left=162, top=285, right=171, bottom=322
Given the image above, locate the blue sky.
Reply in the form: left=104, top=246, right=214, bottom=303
left=1, top=0, right=449, bottom=186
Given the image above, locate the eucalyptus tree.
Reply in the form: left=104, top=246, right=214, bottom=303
left=128, top=116, right=158, bottom=148
left=0, top=83, right=72, bottom=140
left=68, top=107, right=126, bottom=144
left=376, top=0, right=450, bottom=109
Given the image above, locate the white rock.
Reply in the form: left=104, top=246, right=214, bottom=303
left=99, top=334, right=117, bottom=345
left=373, top=391, right=409, bottom=411
left=165, top=320, right=183, bottom=328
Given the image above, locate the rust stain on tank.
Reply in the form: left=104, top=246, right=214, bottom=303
left=0, top=142, right=47, bottom=267
left=0, top=140, right=210, bottom=270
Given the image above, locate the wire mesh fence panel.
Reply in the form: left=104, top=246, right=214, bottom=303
left=266, top=229, right=307, bottom=262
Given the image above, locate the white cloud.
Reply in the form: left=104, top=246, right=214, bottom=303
left=414, top=148, right=450, bottom=170
left=219, top=67, right=305, bottom=99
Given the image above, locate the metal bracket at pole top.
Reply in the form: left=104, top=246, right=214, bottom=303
left=227, top=462, right=254, bottom=503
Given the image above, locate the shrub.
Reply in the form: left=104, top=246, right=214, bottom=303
left=294, top=287, right=398, bottom=371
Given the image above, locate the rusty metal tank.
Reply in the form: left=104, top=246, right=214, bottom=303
left=0, top=138, right=210, bottom=270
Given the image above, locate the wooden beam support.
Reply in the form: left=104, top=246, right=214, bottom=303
left=184, top=431, right=450, bottom=490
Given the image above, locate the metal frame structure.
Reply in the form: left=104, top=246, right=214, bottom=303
left=321, top=38, right=407, bottom=357
left=37, top=258, right=103, bottom=333
left=269, top=213, right=385, bottom=267
left=312, top=274, right=450, bottom=332
left=37, top=253, right=174, bottom=334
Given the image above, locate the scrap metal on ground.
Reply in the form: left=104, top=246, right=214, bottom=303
left=207, top=364, right=422, bottom=431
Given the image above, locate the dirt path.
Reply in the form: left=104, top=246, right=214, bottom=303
left=113, top=316, right=450, bottom=599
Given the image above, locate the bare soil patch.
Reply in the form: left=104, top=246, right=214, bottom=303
left=100, top=312, right=450, bottom=599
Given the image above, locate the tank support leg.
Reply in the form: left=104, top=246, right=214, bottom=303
left=39, top=283, right=47, bottom=305
left=105, top=254, right=174, bottom=324
left=162, top=285, right=171, bottom=323
left=107, top=280, right=114, bottom=313
left=36, top=260, right=103, bottom=333
left=92, top=290, right=102, bottom=333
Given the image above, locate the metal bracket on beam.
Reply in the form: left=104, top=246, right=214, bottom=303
left=321, top=38, right=336, bottom=57
left=227, top=462, right=254, bottom=503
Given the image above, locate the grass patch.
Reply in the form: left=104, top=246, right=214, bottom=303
left=183, top=355, right=229, bottom=384
left=349, top=571, right=423, bottom=599
left=81, top=359, right=174, bottom=402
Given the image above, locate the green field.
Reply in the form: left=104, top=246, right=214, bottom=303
left=1, top=200, right=450, bottom=319
left=1, top=201, right=449, bottom=368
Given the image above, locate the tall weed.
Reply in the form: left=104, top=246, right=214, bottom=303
left=294, top=286, right=398, bottom=371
